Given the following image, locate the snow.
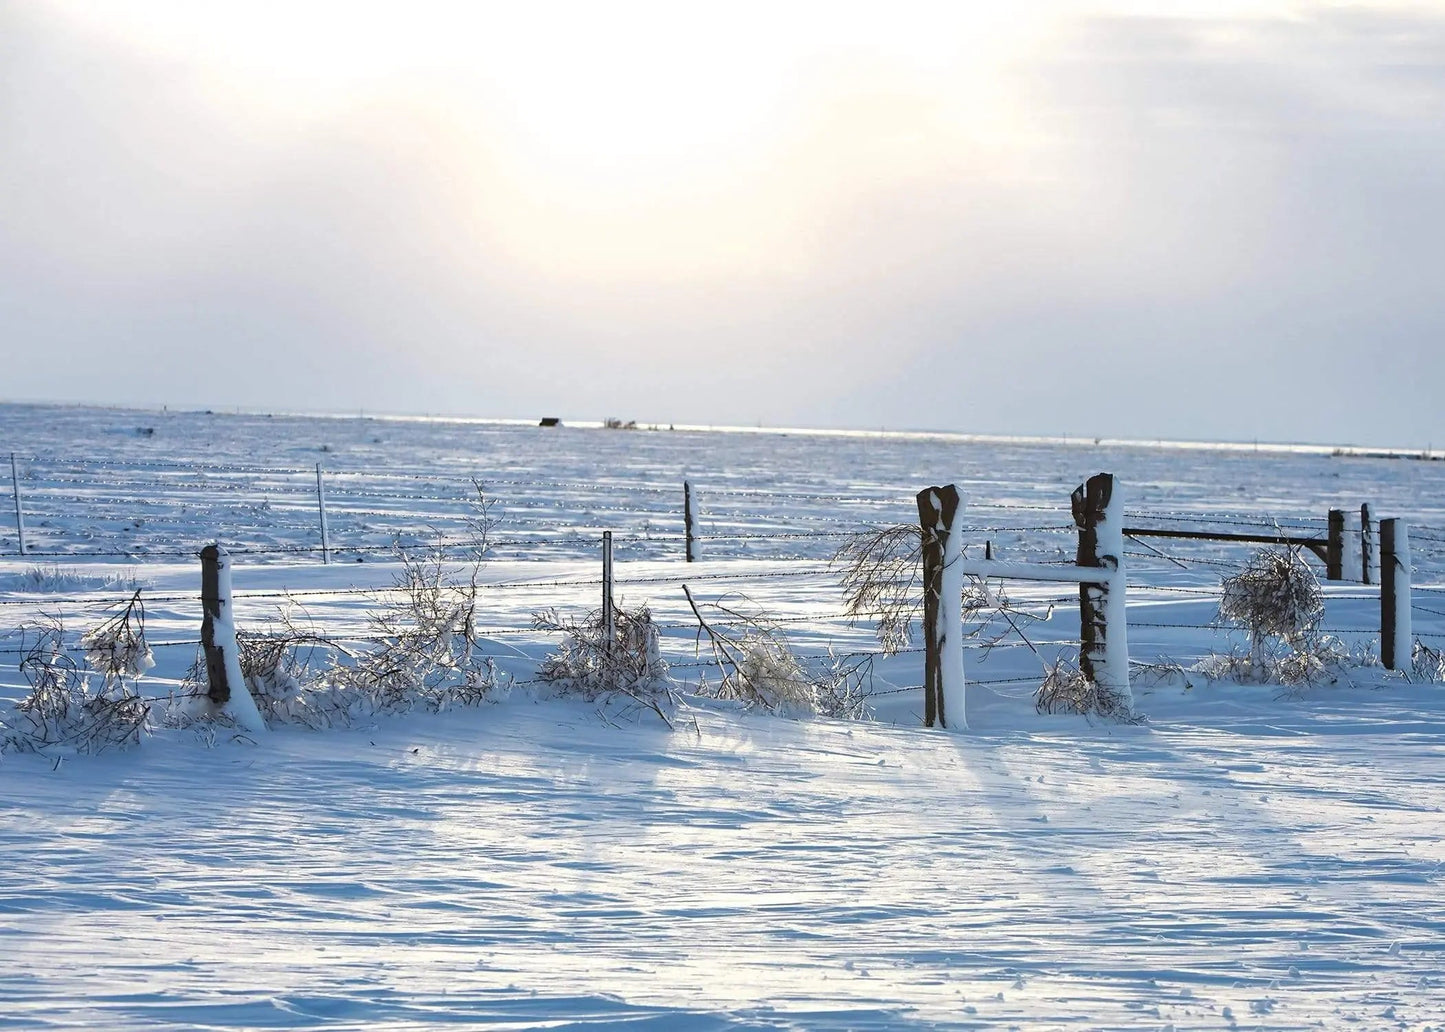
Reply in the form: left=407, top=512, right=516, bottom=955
left=2, top=402, right=1445, bottom=1029
left=5, top=692, right=1445, bottom=1028
left=210, top=546, right=266, bottom=734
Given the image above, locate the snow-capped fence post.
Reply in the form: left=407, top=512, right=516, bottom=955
left=9, top=453, right=25, bottom=556
left=199, top=544, right=266, bottom=733
left=684, top=481, right=699, bottom=562
left=1340, top=508, right=1362, bottom=584
left=1326, top=509, right=1345, bottom=581
left=602, top=530, right=616, bottom=655
left=1072, top=473, right=1131, bottom=704
left=1361, top=503, right=1379, bottom=585
left=1381, top=519, right=1412, bottom=671
left=315, top=464, right=331, bottom=565
left=916, top=484, right=966, bottom=730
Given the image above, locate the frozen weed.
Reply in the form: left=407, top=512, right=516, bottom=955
left=683, top=587, right=874, bottom=719
left=535, top=603, right=675, bottom=724
left=1412, top=641, right=1445, bottom=684
left=1035, top=655, right=1134, bottom=721
left=311, top=550, right=500, bottom=718
left=462, top=477, right=500, bottom=560
left=1196, top=634, right=1354, bottom=689
left=1218, top=548, right=1323, bottom=656
left=834, top=524, right=923, bottom=654
left=1, top=613, right=150, bottom=756
left=80, top=590, right=155, bottom=690
left=169, top=550, right=501, bottom=731
left=4, top=564, right=145, bottom=594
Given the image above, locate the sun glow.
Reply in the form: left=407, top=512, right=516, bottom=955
left=38, top=2, right=1063, bottom=281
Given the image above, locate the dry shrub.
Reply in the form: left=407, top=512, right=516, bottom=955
left=168, top=550, right=501, bottom=731
left=79, top=590, right=155, bottom=689
left=1212, top=547, right=1348, bottom=686
left=462, top=477, right=499, bottom=560
left=1219, top=548, right=1323, bottom=653
left=237, top=625, right=312, bottom=720
left=1195, top=636, right=1352, bottom=689
left=534, top=603, right=674, bottom=723
left=1130, top=658, right=1195, bottom=694
left=833, top=525, right=922, bottom=654
left=1412, top=641, right=1445, bottom=684
left=4, top=565, right=144, bottom=594
left=2, top=612, right=150, bottom=756
left=683, top=588, right=875, bottom=720
left=1034, top=656, right=1134, bottom=722
left=310, top=550, right=500, bottom=718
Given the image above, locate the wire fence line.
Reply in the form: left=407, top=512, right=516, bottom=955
left=0, top=557, right=1436, bottom=704
left=5, top=454, right=1444, bottom=697
left=11, top=451, right=1435, bottom=569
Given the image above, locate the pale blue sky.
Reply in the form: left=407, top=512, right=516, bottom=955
left=3, top=1, right=1442, bottom=447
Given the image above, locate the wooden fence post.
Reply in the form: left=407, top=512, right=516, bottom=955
left=683, top=481, right=699, bottom=562
left=1381, top=519, right=1412, bottom=671
left=602, top=530, right=616, bottom=654
left=200, top=544, right=265, bottom=732
left=1326, top=509, right=1344, bottom=581
left=1072, top=473, right=1131, bottom=707
left=200, top=545, right=230, bottom=704
left=1341, top=508, right=1362, bottom=584
left=9, top=453, right=25, bottom=556
left=916, top=484, right=966, bottom=730
left=316, top=464, right=331, bottom=564
left=1361, top=503, right=1378, bottom=585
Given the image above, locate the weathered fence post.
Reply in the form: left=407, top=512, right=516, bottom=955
left=1361, top=503, right=1379, bottom=585
left=1341, top=508, right=1362, bottom=584
left=1072, top=473, right=1132, bottom=707
left=199, top=545, right=265, bottom=732
left=683, top=481, right=699, bottom=562
left=916, top=484, right=967, bottom=730
left=1326, top=509, right=1344, bottom=581
left=315, top=463, right=331, bottom=565
left=1381, top=519, right=1412, bottom=671
left=9, top=453, right=25, bottom=556
left=602, top=530, right=616, bottom=654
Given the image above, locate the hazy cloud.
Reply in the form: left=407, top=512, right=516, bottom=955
left=2, top=3, right=1443, bottom=445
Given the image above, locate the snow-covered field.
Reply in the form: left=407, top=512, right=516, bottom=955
left=3, top=403, right=1445, bottom=1030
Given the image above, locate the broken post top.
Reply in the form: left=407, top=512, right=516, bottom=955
left=1073, top=473, right=1124, bottom=571
left=916, top=484, right=963, bottom=532
left=1071, top=472, right=1115, bottom=530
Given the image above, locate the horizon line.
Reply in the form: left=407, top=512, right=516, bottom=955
left=0, top=397, right=1436, bottom=462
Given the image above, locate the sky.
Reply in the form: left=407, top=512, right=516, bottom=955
left=2, top=1, right=1443, bottom=448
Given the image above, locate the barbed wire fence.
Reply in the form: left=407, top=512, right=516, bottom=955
left=3, top=454, right=1445, bottom=723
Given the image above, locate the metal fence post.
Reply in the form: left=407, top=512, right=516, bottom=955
left=316, top=464, right=331, bottom=564
left=10, top=453, right=25, bottom=556
left=602, top=530, right=615, bottom=654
